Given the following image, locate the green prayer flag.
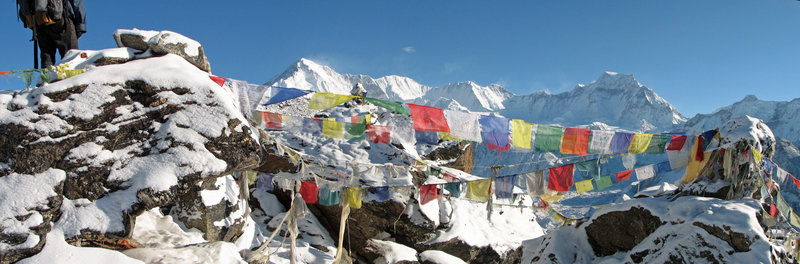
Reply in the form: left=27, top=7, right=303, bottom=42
left=445, top=182, right=462, bottom=197
left=595, top=176, right=613, bottom=190
left=364, top=97, right=410, bottom=116
left=645, top=135, right=670, bottom=153
left=777, top=193, right=791, bottom=217
left=576, top=160, right=600, bottom=177
left=22, top=72, right=34, bottom=87
left=534, top=125, right=563, bottom=153
left=345, top=123, right=366, bottom=137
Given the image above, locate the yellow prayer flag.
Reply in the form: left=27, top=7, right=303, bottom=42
left=628, top=133, right=653, bottom=154
left=575, top=179, right=594, bottom=194
left=753, top=148, right=763, bottom=164
left=345, top=187, right=362, bottom=209
left=539, top=191, right=564, bottom=204
left=322, top=118, right=344, bottom=138
left=466, top=179, right=492, bottom=202
left=511, top=119, right=533, bottom=149
left=308, top=92, right=357, bottom=110
left=791, top=211, right=800, bottom=228
left=681, top=138, right=710, bottom=184
left=439, top=132, right=460, bottom=141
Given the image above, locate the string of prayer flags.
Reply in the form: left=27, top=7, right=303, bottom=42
left=548, top=164, right=574, bottom=192
left=322, top=119, right=345, bottom=139
left=575, top=179, right=594, bottom=194
left=495, top=176, right=515, bottom=199
left=345, top=187, right=363, bottom=209
left=667, top=135, right=693, bottom=170
left=370, top=186, right=391, bottom=202
left=561, top=127, right=591, bottom=155
left=445, top=182, right=462, bottom=197
left=611, top=132, right=634, bottom=155
left=480, top=115, right=510, bottom=151
left=364, top=97, right=410, bottom=116
left=525, top=171, right=547, bottom=196
left=616, top=169, right=633, bottom=183
left=264, top=87, right=313, bottom=106
left=589, top=130, right=614, bottom=154
left=511, top=119, right=534, bottom=149
left=595, top=176, right=613, bottom=190
left=628, top=133, right=652, bottom=154
left=408, top=103, right=450, bottom=132
left=318, top=186, right=340, bottom=206
left=645, top=134, right=670, bottom=153
left=367, top=125, right=391, bottom=144
left=442, top=110, right=483, bottom=143
left=309, top=92, right=357, bottom=110
left=635, top=164, right=656, bottom=181
left=209, top=75, right=226, bottom=87
left=535, top=125, right=563, bottom=153
left=466, top=178, right=492, bottom=202
left=420, top=184, right=438, bottom=204
left=299, top=181, right=318, bottom=204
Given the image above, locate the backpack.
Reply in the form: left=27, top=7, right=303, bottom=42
left=17, top=0, right=64, bottom=28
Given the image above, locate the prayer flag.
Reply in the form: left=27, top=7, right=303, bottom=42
left=622, top=154, right=637, bottom=170
left=511, top=119, right=533, bottom=149
left=302, top=118, right=323, bottom=135
left=753, top=148, right=763, bottom=164
left=635, top=165, right=656, bottom=181
left=576, top=160, right=600, bottom=177
left=367, top=125, right=391, bottom=144
left=611, top=132, right=634, bottom=155
left=420, top=184, right=438, bottom=204
left=682, top=136, right=710, bottom=183
left=525, top=171, right=547, bottom=196
left=495, top=176, right=515, bottom=199
left=777, top=167, right=789, bottom=185
left=695, top=136, right=706, bottom=161
left=351, top=114, right=372, bottom=124
left=209, top=75, right=226, bottom=87
left=318, top=186, right=340, bottom=206
left=370, top=186, right=391, bottom=202
left=791, top=212, right=800, bottom=228
left=535, top=125, right=563, bottom=153
left=256, top=172, right=274, bottom=192
left=345, top=187, right=363, bottom=209
left=345, top=123, right=366, bottom=140
left=588, top=130, right=614, bottom=154
left=667, top=136, right=693, bottom=170
left=548, top=164, right=574, bottom=192
left=595, top=176, right=613, bottom=190
left=561, top=127, right=591, bottom=155
left=408, top=103, right=450, bottom=132
left=575, top=179, right=594, bottom=194
left=365, top=97, right=410, bottom=116
left=415, top=130, right=440, bottom=145
left=299, top=181, right=318, bottom=204
left=443, top=110, right=482, bottom=142
left=445, top=182, right=462, bottom=197
left=323, top=119, right=345, bottom=139
left=263, top=112, right=282, bottom=130
left=263, top=87, right=312, bottom=106
left=770, top=204, right=778, bottom=218
left=792, top=175, right=800, bottom=190
left=466, top=179, right=492, bottom=202
left=309, top=92, right=357, bottom=110
left=645, top=135, right=670, bottom=153
left=628, top=133, right=653, bottom=154
left=777, top=193, right=790, bottom=217
left=617, top=170, right=633, bottom=183
left=666, top=135, right=688, bottom=151
left=700, top=129, right=718, bottom=151
left=480, top=115, right=510, bottom=151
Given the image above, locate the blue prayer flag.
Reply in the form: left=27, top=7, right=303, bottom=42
left=264, top=87, right=312, bottom=106
left=479, top=115, right=510, bottom=150
left=370, top=186, right=391, bottom=202
left=415, top=130, right=440, bottom=145
left=495, top=176, right=515, bottom=199
left=611, top=132, right=634, bottom=155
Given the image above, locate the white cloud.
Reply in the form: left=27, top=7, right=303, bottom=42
left=402, top=46, right=416, bottom=54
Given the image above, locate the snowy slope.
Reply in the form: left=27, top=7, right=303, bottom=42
left=684, top=95, right=800, bottom=145
left=501, top=72, right=686, bottom=132
left=421, top=81, right=514, bottom=112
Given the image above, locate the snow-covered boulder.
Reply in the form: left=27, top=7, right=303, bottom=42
left=0, top=53, right=259, bottom=262
left=114, top=29, right=212, bottom=72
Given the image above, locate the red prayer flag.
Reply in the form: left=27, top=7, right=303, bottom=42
left=299, top=181, right=318, bottom=204
left=792, top=175, right=800, bottom=190
left=263, top=112, right=282, bottom=129
left=209, top=75, right=226, bottom=87
left=695, top=136, right=705, bottom=161
left=770, top=204, right=778, bottom=218
left=666, top=135, right=687, bottom=151
left=616, top=169, right=633, bottom=183
left=548, top=164, right=574, bottom=192
left=561, top=127, right=591, bottom=155
left=367, top=124, right=391, bottom=144
left=420, top=184, right=438, bottom=204
left=407, top=103, right=450, bottom=132
left=0, top=71, right=9, bottom=75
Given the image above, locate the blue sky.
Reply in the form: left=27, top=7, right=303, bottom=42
left=2, top=1, right=799, bottom=117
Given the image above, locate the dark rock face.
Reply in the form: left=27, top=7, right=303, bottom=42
left=0, top=56, right=259, bottom=263
left=113, top=29, right=212, bottom=72
left=424, top=142, right=474, bottom=174
left=585, top=206, right=664, bottom=256
left=172, top=175, right=247, bottom=242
